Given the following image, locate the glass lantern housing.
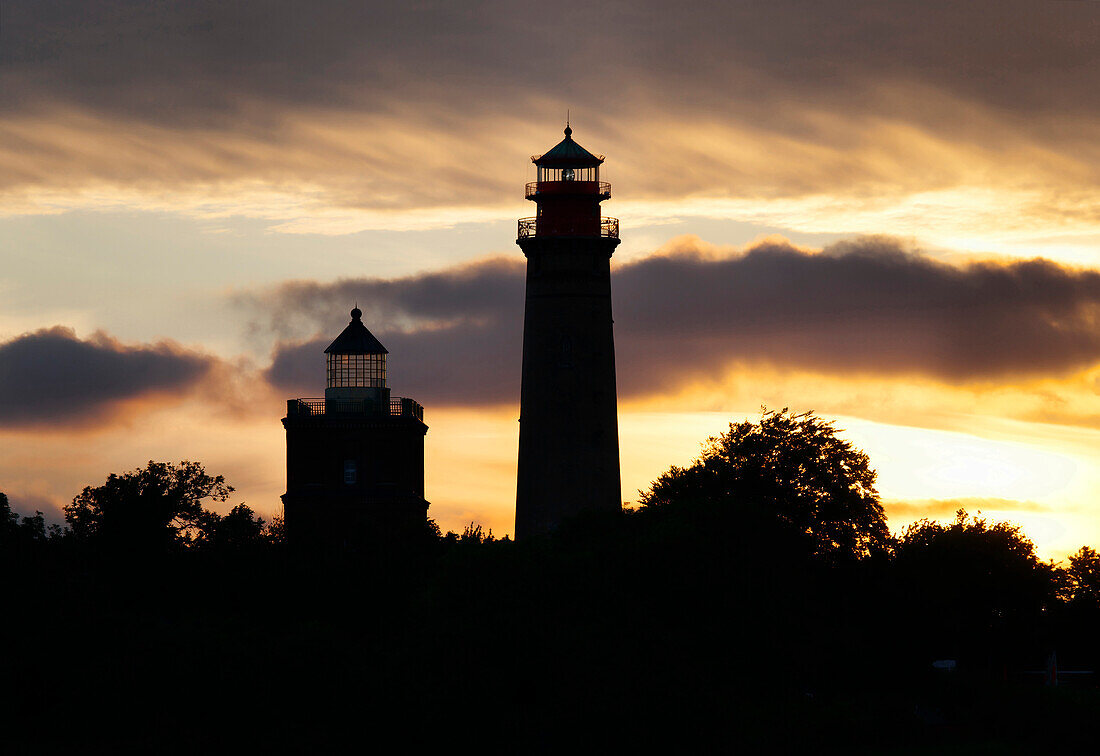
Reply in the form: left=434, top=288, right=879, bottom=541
left=537, top=165, right=598, bottom=183
left=326, top=352, right=386, bottom=388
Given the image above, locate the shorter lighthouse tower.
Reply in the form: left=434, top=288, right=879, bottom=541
left=282, top=308, right=428, bottom=548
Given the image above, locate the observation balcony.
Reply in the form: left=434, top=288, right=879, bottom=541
left=286, top=397, right=424, bottom=422
left=517, top=216, right=619, bottom=240
left=525, top=181, right=611, bottom=200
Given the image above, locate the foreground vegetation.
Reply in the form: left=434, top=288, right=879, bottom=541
left=4, top=410, right=1100, bottom=751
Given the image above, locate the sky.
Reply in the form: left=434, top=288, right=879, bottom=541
left=3, top=1, right=1100, bottom=557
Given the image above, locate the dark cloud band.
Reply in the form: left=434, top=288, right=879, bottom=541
left=4, top=1, right=1095, bottom=119
left=259, top=238, right=1100, bottom=406
left=0, top=327, right=213, bottom=426
left=3, top=1, right=1099, bottom=213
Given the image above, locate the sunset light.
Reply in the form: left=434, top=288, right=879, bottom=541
left=9, top=1, right=1100, bottom=748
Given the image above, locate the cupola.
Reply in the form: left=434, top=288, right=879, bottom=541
left=531, top=125, right=604, bottom=183
left=323, top=307, right=390, bottom=408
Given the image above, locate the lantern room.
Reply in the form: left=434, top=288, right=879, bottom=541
left=519, top=126, right=617, bottom=240
left=323, top=307, right=390, bottom=409
left=527, top=125, right=608, bottom=192
left=533, top=125, right=602, bottom=183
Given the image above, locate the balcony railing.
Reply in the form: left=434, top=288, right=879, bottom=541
left=287, top=397, right=424, bottom=422
left=525, top=181, right=611, bottom=200
left=517, top=216, right=619, bottom=240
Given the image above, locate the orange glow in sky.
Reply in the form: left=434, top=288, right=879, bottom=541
left=4, top=1, right=1100, bottom=560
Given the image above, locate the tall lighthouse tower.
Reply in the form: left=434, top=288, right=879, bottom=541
left=515, top=126, right=622, bottom=539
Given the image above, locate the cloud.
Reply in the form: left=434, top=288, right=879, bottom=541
left=5, top=1, right=1097, bottom=123
left=259, top=257, right=525, bottom=403
left=255, top=236, right=1100, bottom=407
left=4, top=0, right=1100, bottom=249
left=3, top=491, right=65, bottom=522
left=614, top=235, right=1100, bottom=387
left=0, top=326, right=215, bottom=427
left=248, top=256, right=525, bottom=340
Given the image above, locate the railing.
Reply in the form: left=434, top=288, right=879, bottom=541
left=600, top=217, right=619, bottom=239
left=392, top=397, right=424, bottom=421
left=287, top=397, right=424, bottom=421
left=525, top=181, right=611, bottom=200
left=517, top=216, right=619, bottom=240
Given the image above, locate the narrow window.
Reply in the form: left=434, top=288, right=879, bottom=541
left=343, top=459, right=357, bottom=485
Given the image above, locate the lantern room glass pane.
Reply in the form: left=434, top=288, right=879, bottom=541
left=537, top=166, right=598, bottom=182
left=326, top=353, right=386, bottom=387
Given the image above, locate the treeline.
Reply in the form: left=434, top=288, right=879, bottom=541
left=4, top=410, right=1100, bottom=751
left=2, top=462, right=278, bottom=554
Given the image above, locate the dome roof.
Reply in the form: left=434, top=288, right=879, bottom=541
left=324, top=308, right=388, bottom=355
left=532, top=126, right=604, bottom=168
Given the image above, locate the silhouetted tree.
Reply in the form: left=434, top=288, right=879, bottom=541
left=638, top=408, right=888, bottom=562
left=1064, top=546, right=1100, bottom=607
left=16, top=510, right=47, bottom=542
left=264, top=512, right=286, bottom=545
left=1, top=492, right=56, bottom=549
left=63, top=460, right=233, bottom=553
left=203, top=503, right=266, bottom=550
left=895, top=509, right=1053, bottom=609
left=1, top=491, right=18, bottom=545
left=893, top=509, right=1056, bottom=667
left=442, top=522, right=497, bottom=545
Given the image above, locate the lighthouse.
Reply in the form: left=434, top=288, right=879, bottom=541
left=282, top=307, right=428, bottom=548
left=515, top=126, right=622, bottom=539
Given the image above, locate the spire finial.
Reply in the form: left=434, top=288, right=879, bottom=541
left=351, top=304, right=362, bottom=321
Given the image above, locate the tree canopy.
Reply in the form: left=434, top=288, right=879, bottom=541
left=63, top=460, right=234, bottom=552
left=1, top=491, right=53, bottom=548
left=10, top=444, right=1100, bottom=751
left=638, top=408, right=889, bottom=561
left=894, top=509, right=1051, bottom=607
left=892, top=509, right=1056, bottom=662
left=1062, top=545, right=1100, bottom=606
left=197, top=503, right=268, bottom=550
